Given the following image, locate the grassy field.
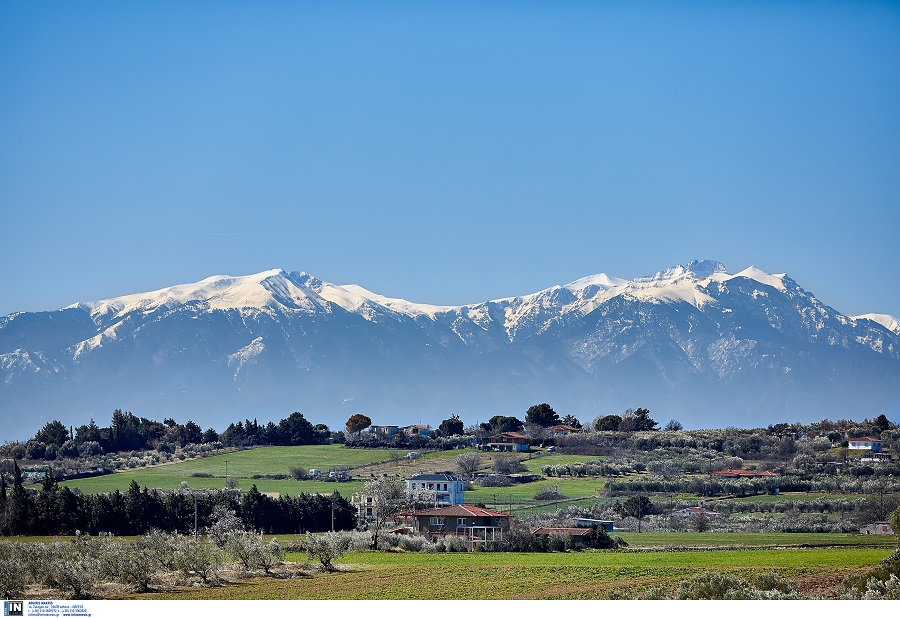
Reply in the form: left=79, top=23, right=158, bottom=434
left=126, top=545, right=895, bottom=600
left=59, top=445, right=413, bottom=495
left=57, top=446, right=616, bottom=509
left=615, top=531, right=900, bottom=548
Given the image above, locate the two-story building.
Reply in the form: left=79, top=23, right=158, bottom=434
left=484, top=432, right=530, bottom=452
left=368, top=425, right=401, bottom=439
left=405, top=473, right=465, bottom=507
left=397, top=504, right=511, bottom=551
left=402, top=425, right=432, bottom=437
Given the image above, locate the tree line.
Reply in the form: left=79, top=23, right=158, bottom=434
left=17, top=409, right=341, bottom=461
left=0, top=462, right=355, bottom=537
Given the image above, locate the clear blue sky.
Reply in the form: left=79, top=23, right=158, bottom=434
left=2, top=1, right=899, bottom=319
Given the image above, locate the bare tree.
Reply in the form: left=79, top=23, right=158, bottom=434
left=362, top=476, right=407, bottom=550
left=207, top=504, right=244, bottom=549
left=492, top=454, right=525, bottom=475
left=456, top=452, right=483, bottom=480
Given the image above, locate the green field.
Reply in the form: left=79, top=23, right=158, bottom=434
left=59, top=445, right=413, bottom=495
left=615, top=531, right=899, bottom=548
left=127, top=545, right=895, bottom=600
left=58, top=446, right=616, bottom=510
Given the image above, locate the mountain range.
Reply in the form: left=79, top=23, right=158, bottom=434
left=2, top=260, right=899, bottom=440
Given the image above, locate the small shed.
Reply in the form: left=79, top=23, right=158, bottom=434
left=860, top=521, right=894, bottom=535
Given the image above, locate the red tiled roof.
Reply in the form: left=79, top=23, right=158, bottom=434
left=532, top=527, right=592, bottom=537
left=680, top=507, right=720, bottom=515
left=398, top=505, right=511, bottom=518
left=849, top=437, right=882, bottom=442
left=490, top=432, right=528, bottom=440
left=713, top=468, right=778, bottom=477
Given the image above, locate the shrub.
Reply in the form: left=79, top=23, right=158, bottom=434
left=223, top=531, right=283, bottom=574
left=174, top=539, right=222, bottom=585
left=841, top=548, right=900, bottom=598
left=33, top=535, right=104, bottom=599
left=438, top=534, right=468, bottom=552
left=534, top=484, right=566, bottom=501
left=397, top=535, right=427, bottom=552
left=0, top=542, right=30, bottom=598
left=304, top=532, right=352, bottom=572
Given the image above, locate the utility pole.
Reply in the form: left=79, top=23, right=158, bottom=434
left=194, top=493, right=199, bottom=542
left=225, top=460, right=228, bottom=489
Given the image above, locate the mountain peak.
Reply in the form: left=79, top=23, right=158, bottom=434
left=564, top=273, right=628, bottom=292
left=685, top=259, right=727, bottom=278
left=639, top=260, right=728, bottom=284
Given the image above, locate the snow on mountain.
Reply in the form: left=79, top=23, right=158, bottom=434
left=1, top=260, right=899, bottom=439
left=82, top=269, right=325, bottom=319
left=563, top=273, right=629, bottom=292
left=319, top=283, right=457, bottom=319
left=731, top=266, right=788, bottom=292
left=854, top=313, right=900, bottom=335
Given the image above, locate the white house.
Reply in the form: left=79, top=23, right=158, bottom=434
left=860, top=521, right=894, bottom=535
left=405, top=473, right=466, bottom=507
left=848, top=437, right=883, bottom=452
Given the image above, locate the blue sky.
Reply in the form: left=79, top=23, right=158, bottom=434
left=2, top=1, right=899, bottom=319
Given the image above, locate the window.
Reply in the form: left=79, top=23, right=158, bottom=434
left=457, top=518, right=466, bottom=527
left=430, top=517, right=445, bottom=526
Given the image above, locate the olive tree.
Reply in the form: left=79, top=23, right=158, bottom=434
left=304, top=532, right=352, bottom=572
left=0, top=541, right=30, bottom=599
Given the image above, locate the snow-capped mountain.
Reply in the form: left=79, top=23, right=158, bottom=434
left=1, top=260, right=898, bottom=439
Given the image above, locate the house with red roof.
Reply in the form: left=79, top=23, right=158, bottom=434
left=402, top=424, right=432, bottom=437
left=547, top=424, right=583, bottom=436
left=397, top=504, right=511, bottom=550
left=848, top=437, right=883, bottom=452
left=712, top=468, right=779, bottom=478
left=484, top=432, right=530, bottom=452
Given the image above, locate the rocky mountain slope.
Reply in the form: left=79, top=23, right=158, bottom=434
left=2, top=260, right=898, bottom=439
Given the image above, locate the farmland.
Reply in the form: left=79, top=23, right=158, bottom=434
left=127, top=543, right=896, bottom=600
left=4, top=437, right=898, bottom=601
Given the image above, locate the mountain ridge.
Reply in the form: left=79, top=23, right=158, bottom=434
left=1, top=261, right=898, bottom=440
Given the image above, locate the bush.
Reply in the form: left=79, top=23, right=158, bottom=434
left=477, top=474, right=512, bottom=487
left=223, top=531, right=283, bottom=574
left=438, top=534, right=468, bottom=552
left=33, top=535, right=104, bottom=599
left=104, top=536, right=160, bottom=592
left=304, top=532, right=352, bottom=572
left=0, top=542, right=30, bottom=598
left=78, top=441, right=103, bottom=457
left=174, top=539, right=222, bottom=585
left=841, top=548, right=900, bottom=598
left=396, top=535, right=427, bottom=552
left=534, top=484, right=566, bottom=501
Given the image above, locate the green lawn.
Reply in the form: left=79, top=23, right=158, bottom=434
left=59, top=445, right=410, bottom=496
